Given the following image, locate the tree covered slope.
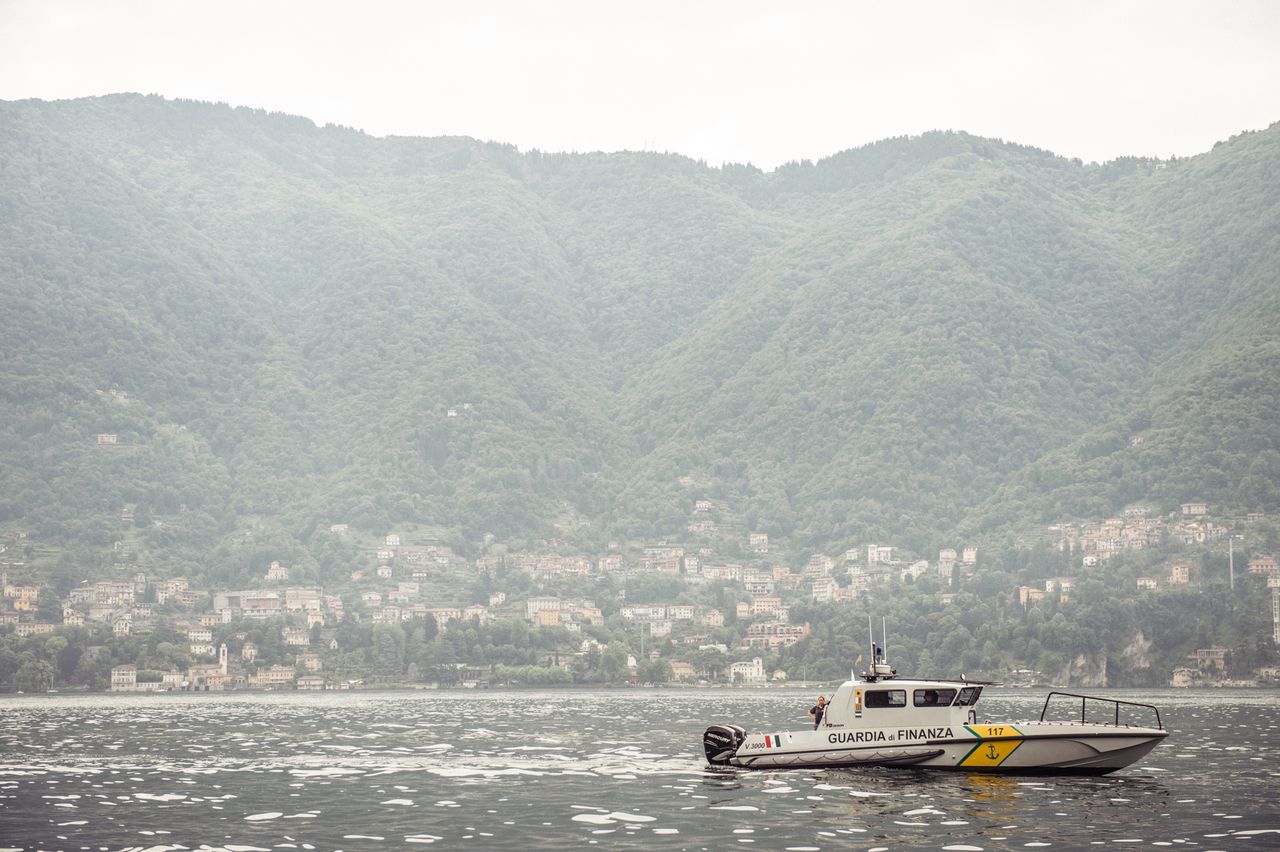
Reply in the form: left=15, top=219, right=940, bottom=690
left=1, top=95, right=1277, bottom=569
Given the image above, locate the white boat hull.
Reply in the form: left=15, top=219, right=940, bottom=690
left=706, top=720, right=1167, bottom=775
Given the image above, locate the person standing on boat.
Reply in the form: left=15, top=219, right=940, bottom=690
left=808, top=695, right=827, bottom=729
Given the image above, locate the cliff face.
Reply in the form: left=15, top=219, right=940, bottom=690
left=1055, top=653, right=1108, bottom=688
left=1120, top=631, right=1154, bottom=672
left=1053, top=631, right=1155, bottom=688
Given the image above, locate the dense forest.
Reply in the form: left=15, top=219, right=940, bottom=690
left=1, top=95, right=1278, bottom=581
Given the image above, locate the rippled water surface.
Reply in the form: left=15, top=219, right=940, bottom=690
left=1, top=688, right=1277, bottom=851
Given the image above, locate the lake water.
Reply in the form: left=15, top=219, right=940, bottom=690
left=0, top=688, right=1277, bottom=851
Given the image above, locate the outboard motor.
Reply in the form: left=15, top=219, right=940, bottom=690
left=703, top=724, right=746, bottom=766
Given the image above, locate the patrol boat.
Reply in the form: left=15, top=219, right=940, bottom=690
left=703, top=633, right=1167, bottom=775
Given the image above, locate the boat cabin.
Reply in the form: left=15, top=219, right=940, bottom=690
left=822, top=678, right=984, bottom=729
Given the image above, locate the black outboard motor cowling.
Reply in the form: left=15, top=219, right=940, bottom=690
left=703, top=724, right=746, bottom=765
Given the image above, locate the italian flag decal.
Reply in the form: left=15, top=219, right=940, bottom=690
left=764, top=734, right=784, bottom=748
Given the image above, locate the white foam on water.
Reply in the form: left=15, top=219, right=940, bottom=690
left=289, top=767, right=363, bottom=778
left=572, top=814, right=614, bottom=825
left=428, top=767, right=545, bottom=779
left=904, top=808, right=945, bottom=816
left=653, top=829, right=679, bottom=835
left=245, top=812, right=283, bottom=821
left=342, top=836, right=385, bottom=841
left=711, top=806, right=760, bottom=811
left=135, top=793, right=187, bottom=802
left=403, top=835, right=442, bottom=844
left=508, top=746, right=568, bottom=752
left=943, top=846, right=984, bottom=851
left=1232, top=830, right=1280, bottom=835
left=380, top=799, right=414, bottom=806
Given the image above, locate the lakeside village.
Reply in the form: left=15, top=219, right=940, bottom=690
left=3, top=499, right=1279, bottom=693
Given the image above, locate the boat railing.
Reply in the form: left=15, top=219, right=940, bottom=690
left=1039, top=691, right=1163, bottom=730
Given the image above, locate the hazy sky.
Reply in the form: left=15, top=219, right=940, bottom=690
left=2, top=0, right=1278, bottom=169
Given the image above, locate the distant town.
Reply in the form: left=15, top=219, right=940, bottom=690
left=2, top=497, right=1278, bottom=693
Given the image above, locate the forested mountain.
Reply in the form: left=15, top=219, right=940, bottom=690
left=1, top=95, right=1278, bottom=581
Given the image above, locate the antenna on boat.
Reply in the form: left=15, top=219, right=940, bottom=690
left=866, top=616, right=876, bottom=679
left=864, top=615, right=896, bottom=681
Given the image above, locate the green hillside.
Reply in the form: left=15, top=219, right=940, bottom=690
left=1, top=95, right=1278, bottom=583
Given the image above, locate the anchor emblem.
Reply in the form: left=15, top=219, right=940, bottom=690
left=986, top=743, right=1000, bottom=760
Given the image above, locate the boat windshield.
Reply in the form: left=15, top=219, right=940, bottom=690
left=956, top=686, right=983, bottom=706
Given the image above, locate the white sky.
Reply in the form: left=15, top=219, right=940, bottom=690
left=2, top=0, right=1278, bottom=169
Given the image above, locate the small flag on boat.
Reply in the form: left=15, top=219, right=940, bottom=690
left=855, top=655, right=863, bottom=665
left=764, top=734, right=784, bottom=748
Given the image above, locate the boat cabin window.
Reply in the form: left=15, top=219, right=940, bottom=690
left=913, top=688, right=958, bottom=707
left=956, top=686, right=983, bottom=706
left=864, top=689, right=906, bottom=708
